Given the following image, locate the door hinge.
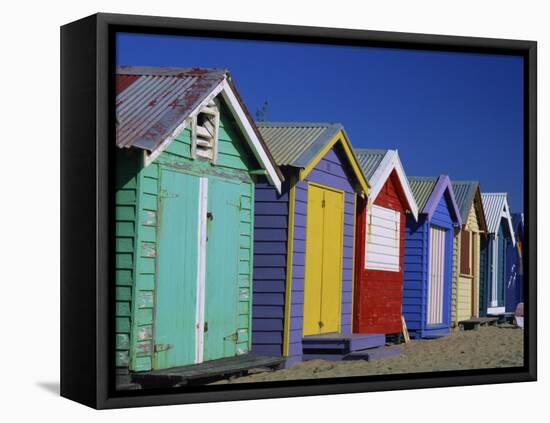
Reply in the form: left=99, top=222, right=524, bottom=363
left=204, top=321, right=209, bottom=332
left=322, top=199, right=326, bottom=208
left=318, top=321, right=324, bottom=328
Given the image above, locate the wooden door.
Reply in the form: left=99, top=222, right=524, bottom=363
left=427, top=225, right=446, bottom=325
left=303, top=184, right=344, bottom=336
left=154, top=169, right=200, bottom=369
left=203, top=178, right=241, bottom=361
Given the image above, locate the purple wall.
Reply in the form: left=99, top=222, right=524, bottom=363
left=252, top=143, right=358, bottom=365
left=251, top=177, right=289, bottom=358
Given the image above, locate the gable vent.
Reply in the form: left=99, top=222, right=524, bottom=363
left=192, top=99, right=220, bottom=163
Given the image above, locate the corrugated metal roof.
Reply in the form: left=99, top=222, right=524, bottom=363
left=355, top=149, right=388, bottom=181
left=408, top=177, right=439, bottom=212
left=116, top=66, right=227, bottom=150
left=257, top=122, right=342, bottom=167
left=481, top=193, right=509, bottom=234
left=451, top=180, right=479, bottom=223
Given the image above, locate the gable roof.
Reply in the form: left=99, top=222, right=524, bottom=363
left=481, top=193, right=516, bottom=245
left=355, top=149, right=418, bottom=220
left=451, top=180, right=488, bottom=233
left=408, top=177, right=439, bottom=212
left=257, top=122, right=369, bottom=193
left=115, top=66, right=283, bottom=192
left=256, top=123, right=340, bottom=167
left=408, top=175, right=462, bottom=226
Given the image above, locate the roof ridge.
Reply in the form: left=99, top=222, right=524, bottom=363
left=256, top=122, right=341, bottom=128
left=116, top=66, right=228, bottom=76
left=452, top=180, right=479, bottom=184
left=355, top=148, right=389, bottom=154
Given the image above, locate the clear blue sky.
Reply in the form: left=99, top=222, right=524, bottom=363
left=117, top=33, right=524, bottom=212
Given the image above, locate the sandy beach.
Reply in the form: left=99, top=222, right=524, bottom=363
left=213, top=325, right=523, bottom=384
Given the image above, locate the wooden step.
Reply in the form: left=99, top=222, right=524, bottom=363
left=458, top=317, right=498, bottom=331
left=302, top=333, right=386, bottom=354
left=132, top=354, right=283, bottom=388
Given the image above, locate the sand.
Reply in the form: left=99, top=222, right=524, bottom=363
left=213, top=325, right=524, bottom=384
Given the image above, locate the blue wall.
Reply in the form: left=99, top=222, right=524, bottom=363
left=403, top=192, right=456, bottom=338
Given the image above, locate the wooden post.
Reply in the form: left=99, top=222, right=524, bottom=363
left=401, top=315, right=411, bottom=344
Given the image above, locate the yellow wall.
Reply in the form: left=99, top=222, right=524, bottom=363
left=452, top=204, right=482, bottom=326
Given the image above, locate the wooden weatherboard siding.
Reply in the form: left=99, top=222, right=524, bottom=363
left=403, top=193, right=456, bottom=339
left=354, top=171, right=407, bottom=335
left=115, top=149, right=142, bottom=370
left=115, top=102, right=259, bottom=374
left=252, top=144, right=358, bottom=366
left=451, top=204, right=481, bottom=326
left=251, top=177, right=289, bottom=358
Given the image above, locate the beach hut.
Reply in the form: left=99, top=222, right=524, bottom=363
left=506, top=213, right=525, bottom=313
left=450, top=181, right=488, bottom=327
left=114, top=67, right=284, bottom=386
left=403, top=176, right=462, bottom=339
left=353, top=149, right=418, bottom=336
left=479, top=193, right=516, bottom=316
left=250, top=123, right=374, bottom=366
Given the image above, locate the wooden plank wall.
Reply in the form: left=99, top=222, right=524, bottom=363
left=251, top=176, right=289, bottom=358
left=453, top=205, right=481, bottom=324
left=115, top=149, right=141, bottom=371
left=402, top=216, right=428, bottom=334
left=354, top=172, right=407, bottom=335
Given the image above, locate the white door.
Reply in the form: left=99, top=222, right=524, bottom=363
left=427, top=225, right=446, bottom=325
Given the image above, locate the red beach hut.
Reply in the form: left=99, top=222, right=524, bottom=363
left=353, top=149, right=418, bottom=336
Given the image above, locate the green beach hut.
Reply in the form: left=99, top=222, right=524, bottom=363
left=115, top=67, right=283, bottom=387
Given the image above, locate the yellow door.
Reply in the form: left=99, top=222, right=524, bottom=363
left=303, top=184, right=344, bottom=336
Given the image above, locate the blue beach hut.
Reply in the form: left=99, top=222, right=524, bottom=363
left=403, top=176, right=462, bottom=339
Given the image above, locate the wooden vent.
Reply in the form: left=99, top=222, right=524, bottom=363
left=192, top=99, right=220, bottom=163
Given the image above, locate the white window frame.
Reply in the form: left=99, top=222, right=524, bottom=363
left=364, top=204, right=400, bottom=272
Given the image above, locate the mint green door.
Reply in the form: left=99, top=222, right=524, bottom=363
left=203, top=178, right=241, bottom=361
left=154, top=169, right=199, bottom=369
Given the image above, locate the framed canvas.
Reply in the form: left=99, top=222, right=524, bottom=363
left=60, top=12, right=537, bottom=409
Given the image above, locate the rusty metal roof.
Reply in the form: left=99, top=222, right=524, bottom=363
left=116, top=66, right=227, bottom=150
left=256, top=122, right=342, bottom=167
left=408, top=176, right=439, bottom=212
left=355, top=149, right=388, bottom=181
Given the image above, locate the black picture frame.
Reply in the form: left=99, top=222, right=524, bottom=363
left=60, top=12, right=537, bottom=409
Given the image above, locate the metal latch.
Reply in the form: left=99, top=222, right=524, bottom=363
left=154, top=344, right=173, bottom=352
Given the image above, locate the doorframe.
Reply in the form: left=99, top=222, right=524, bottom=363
left=426, top=223, right=448, bottom=328
left=195, top=177, right=208, bottom=364
left=303, top=181, right=345, bottom=335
